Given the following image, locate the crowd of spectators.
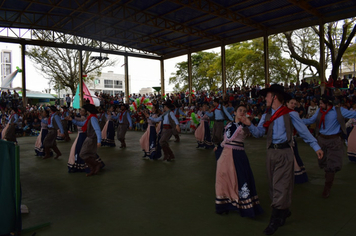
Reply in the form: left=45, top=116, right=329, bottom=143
left=2, top=76, right=356, bottom=136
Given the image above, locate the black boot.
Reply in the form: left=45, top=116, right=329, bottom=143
left=174, top=134, right=180, bottom=142
left=322, top=171, right=335, bottom=198
left=280, top=209, right=291, bottom=226
left=263, top=208, right=283, bottom=235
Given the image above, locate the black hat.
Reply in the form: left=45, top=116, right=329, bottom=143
left=49, top=105, right=59, bottom=112
left=320, top=94, right=333, bottom=106
left=83, top=104, right=98, bottom=114
left=162, top=100, right=174, bottom=110
left=61, top=105, right=68, bottom=109
left=259, top=84, right=290, bottom=101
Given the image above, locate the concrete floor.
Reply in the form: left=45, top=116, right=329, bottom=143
left=17, top=131, right=356, bottom=236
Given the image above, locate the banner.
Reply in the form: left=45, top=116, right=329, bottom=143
left=0, top=140, right=21, bottom=235
left=73, top=81, right=100, bottom=109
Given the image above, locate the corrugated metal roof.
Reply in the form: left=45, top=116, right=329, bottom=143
left=18, top=91, right=56, bottom=99
left=0, top=0, right=355, bottom=59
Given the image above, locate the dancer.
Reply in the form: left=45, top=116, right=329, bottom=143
left=101, top=105, right=116, bottom=147
left=242, top=84, right=322, bottom=235
left=195, top=103, right=214, bottom=149
left=346, top=118, right=356, bottom=162
left=206, top=98, right=233, bottom=146
left=66, top=104, right=102, bottom=176
left=67, top=107, right=105, bottom=173
left=116, top=104, right=133, bottom=148
left=35, top=109, right=52, bottom=156
left=140, top=103, right=162, bottom=159
left=172, top=102, right=186, bottom=142
left=98, top=107, right=106, bottom=130
left=286, top=98, right=308, bottom=184
left=43, top=106, right=65, bottom=159
left=1, top=106, right=19, bottom=143
left=148, top=101, right=180, bottom=161
left=303, top=95, right=356, bottom=198
left=215, top=105, right=263, bottom=217
left=60, top=106, right=71, bottom=141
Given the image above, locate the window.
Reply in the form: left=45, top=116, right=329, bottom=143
left=103, top=90, right=114, bottom=96
left=3, top=52, right=11, bottom=63
left=104, top=79, right=113, bottom=88
left=114, top=80, right=123, bottom=88
left=5, top=64, right=11, bottom=76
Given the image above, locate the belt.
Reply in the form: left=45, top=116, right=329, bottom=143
left=215, top=120, right=224, bottom=122
left=118, top=123, right=126, bottom=125
left=48, top=128, right=56, bottom=130
left=163, top=124, right=172, bottom=129
left=318, top=133, right=340, bottom=139
left=268, top=142, right=290, bottom=150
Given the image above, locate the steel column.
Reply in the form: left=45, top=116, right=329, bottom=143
left=160, top=58, right=165, bottom=95
left=320, top=22, right=326, bottom=95
left=188, top=52, right=192, bottom=103
left=221, top=44, right=226, bottom=97
left=21, top=44, right=26, bottom=106
left=79, top=50, right=83, bottom=107
left=264, top=34, right=270, bottom=87
left=125, top=54, right=129, bottom=103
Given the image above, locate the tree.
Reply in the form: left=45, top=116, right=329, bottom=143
left=169, top=51, right=219, bottom=92
left=225, top=38, right=295, bottom=87
left=342, top=43, right=356, bottom=75
left=283, top=18, right=356, bottom=80
left=26, top=31, right=116, bottom=95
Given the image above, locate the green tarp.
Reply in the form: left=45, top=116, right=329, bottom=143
left=0, top=140, right=21, bottom=235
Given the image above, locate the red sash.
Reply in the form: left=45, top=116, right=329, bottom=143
left=119, top=111, right=125, bottom=122
left=319, top=106, right=333, bottom=129
left=263, top=106, right=293, bottom=129
left=82, top=114, right=98, bottom=132
left=211, top=105, right=220, bottom=112
left=48, top=112, right=54, bottom=125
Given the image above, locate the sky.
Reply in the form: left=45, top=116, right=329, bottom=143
left=0, top=42, right=188, bottom=94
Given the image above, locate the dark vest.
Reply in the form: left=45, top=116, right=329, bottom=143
left=265, top=112, right=293, bottom=148
left=86, top=118, right=97, bottom=140
left=315, top=107, right=346, bottom=136
left=117, top=111, right=129, bottom=126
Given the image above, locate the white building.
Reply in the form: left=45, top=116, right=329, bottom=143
left=89, top=71, right=130, bottom=96
left=0, top=43, right=22, bottom=88
left=59, top=71, right=130, bottom=99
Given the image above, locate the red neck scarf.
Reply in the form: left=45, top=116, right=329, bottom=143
left=48, top=112, right=55, bottom=125
left=211, top=104, right=220, bottom=112
left=82, top=114, right=98, bottom=132
left=119, top=110, right=126, bottom=121
left=319, top=106, right=333, bottom=129
left=263, top=106, right=293, bottom=129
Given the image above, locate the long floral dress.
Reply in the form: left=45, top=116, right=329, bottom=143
left=194, top=113, right=214, bottom=149
left=215, top=122, right=263, bottom=217
left=139, top=113, right=162, bottom=159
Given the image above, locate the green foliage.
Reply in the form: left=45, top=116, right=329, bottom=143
left=169, top=38, right=297, bottom=91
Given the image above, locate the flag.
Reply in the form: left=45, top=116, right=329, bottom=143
left=1, top=69, right=20, bottom=88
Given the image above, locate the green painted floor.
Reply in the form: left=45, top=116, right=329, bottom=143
left=17, top=131, right=356, bottom=236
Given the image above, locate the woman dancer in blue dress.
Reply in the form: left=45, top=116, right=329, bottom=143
left=140, top=103, right=162, bottom=159
left=101, top=105, right=116, bottom=147
left=195, top=103, right=214, bottom=149
left=35, top=109, right=52, bottom=156
left=286, top=98, right=308, bottom=184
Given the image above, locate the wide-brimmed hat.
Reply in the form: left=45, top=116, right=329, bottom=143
left=83, top=104, right=98, bottom=114
left=49, top=105, right=59, bottom=112
left=259, top=84, right=290, bottom=101
left=162, top=100, right=174, bottom=110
